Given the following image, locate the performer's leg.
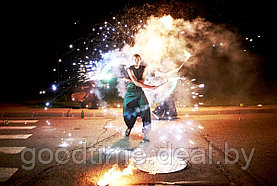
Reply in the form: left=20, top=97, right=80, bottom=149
left=141, top=107, right=151, bottom=141
left=123, top=98, right=139, bottom=136
left=141, top=108, right=151, bottom=127
left=139, top=95, right=151, bottom=141
left=124, top=113, right=138, bottom=136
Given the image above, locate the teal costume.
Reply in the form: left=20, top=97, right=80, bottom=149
left=123, top=65, right=151, bottom=130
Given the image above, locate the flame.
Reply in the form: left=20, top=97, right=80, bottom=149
left=97, top=159, right=137, bottom=186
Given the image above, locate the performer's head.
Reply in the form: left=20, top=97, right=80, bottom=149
left=132, top=54, right=142, bottom=66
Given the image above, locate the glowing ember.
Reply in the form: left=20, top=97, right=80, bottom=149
left=97, top=159, right=136, bottom=186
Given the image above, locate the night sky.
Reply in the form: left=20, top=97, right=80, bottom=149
left=2, top=0, right=275, bottom=103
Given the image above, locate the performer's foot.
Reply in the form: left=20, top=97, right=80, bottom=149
left=125, top=128, right=131, bottom=136
left=142, top=129, right=150, bottom=142
left=143, top=138, right=150, bottom=142
left=143, top=132, right=150, bottom=142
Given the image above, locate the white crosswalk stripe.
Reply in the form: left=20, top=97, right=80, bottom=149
left=0, top=126, right=36, bottom=130
left=0, top=147, right=26, bottom=154
left=0, top=134, right=32, bottom=140
left=0, top=168, right=19, bottom=182
left=1, top=120, right=38, bottom=124
left=0, top=120, right=39, bottom=182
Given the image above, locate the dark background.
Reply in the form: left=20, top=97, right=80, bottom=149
left=1, top=0, right=275, bottom=103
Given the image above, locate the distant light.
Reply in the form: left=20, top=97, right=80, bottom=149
left=52, top=84, right=57, bottom=91
left=46, top=120, right=51, bottom=125
left=45, top=102, right=50, bottom=106
left=69, top=44, right=73, bottom=48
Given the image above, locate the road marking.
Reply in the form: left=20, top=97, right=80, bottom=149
left=0, top=126, right=36, bottom=130
left=1, top=120, right=38, bottom=123
left=0, top=147, right=26, bottom=154
left=0, top=134, right=32, bottom=140
left=0, top=167, right=18, bottom=182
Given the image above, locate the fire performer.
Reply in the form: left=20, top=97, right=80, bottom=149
left=122, top=54, right=157, bottom=142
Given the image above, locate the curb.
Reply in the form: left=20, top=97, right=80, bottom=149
left=1, top=107, right=276, bottom=119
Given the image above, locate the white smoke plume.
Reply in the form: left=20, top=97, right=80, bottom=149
left=91, top=15, right=214, bottom=107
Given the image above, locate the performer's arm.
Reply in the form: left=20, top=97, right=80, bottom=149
left=122, top=77, right=132, bottom=82
left=127, top=68, right=157, bottom=90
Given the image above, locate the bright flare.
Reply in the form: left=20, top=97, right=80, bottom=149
left=159, top=15, right=173, bottom=30
left=147, top=37, right=163, bottom=60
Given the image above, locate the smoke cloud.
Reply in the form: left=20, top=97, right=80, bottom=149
left=61, top=1, right=266, bottom=106
left=93, top=12, right=262, bottom=106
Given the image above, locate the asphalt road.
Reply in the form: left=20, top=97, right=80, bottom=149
left=0, top=112, right=276, bottom=185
